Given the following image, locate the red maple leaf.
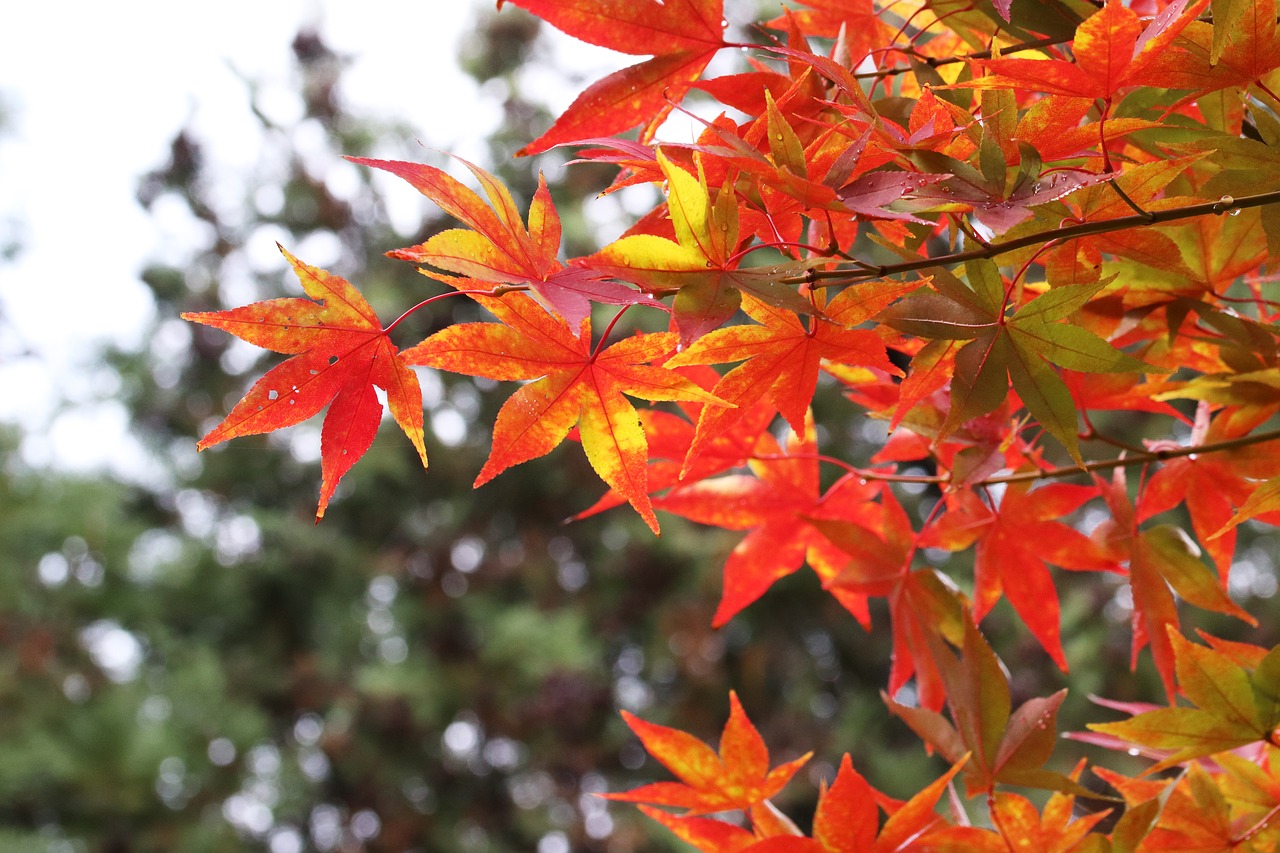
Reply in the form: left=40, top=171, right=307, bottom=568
left=922, top=481, right=1118, bottom=670
left=656, top=419, right=880, bottom=627
left=807, top=488, right=970, bottom=712
left=1139, top=405, right=1280, bottom=577
left=1092, top=468, right=1256, bottom=701
left=182, top=246, right=427, bottom=520
left=665, top=280, right=914, bottom=470
left=497, top=0, right=727, bottom=155
left=967, top=0, right=1208, bottom=100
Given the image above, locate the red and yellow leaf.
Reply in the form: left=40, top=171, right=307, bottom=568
left=402, top=288, right=723, bottom=532
left=182, top=246, right=426, bottom=520
left=605, top=692, right=811, bottom=814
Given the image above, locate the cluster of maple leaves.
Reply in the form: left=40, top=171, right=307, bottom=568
left=184, top=0, right=1280, bottom=847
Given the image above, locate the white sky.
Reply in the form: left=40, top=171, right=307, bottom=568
left=0, top=0, right=748, bottom=479
left=0, top=0, right=626, bottom=475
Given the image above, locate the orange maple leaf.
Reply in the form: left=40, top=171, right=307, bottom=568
left=665, top=280, right=914, bottom=470
left=402, top=289, right=724, bottom=533
left=351, top=156, right=650, bottom=328
left=182, top=246, right=427, bottom=520
left=604, top=692, right=811, bottom=815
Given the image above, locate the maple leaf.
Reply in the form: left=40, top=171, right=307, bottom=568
left=880, top=261, right=1156, bottom=462
left=1209, top=474, right=1280, bottom=542
left=497, top=0, right=727, bottom=156
left=764, top=0, right=895, bottom=64
left=886, top=619, right=1086, bottom=797
left=1092, top=468, right=1256, bottom=701
left=401, top=288, right=723, bottom=533
left=182, top=247, right=426, bottom=521
left=665, top=279, right=914, bottom=470
left=636, top=805, right=758, bottom=852
left=584, top=151, right=817, bottom=345
left=923, top=481, right=1118, bottom=670
left=1088, top=630, right=1280, bottom=772
left=572, top=374, right=777, bottom=521
left=655, top=419, right=880, bottom=627
left=910, top=145, right=1114, bottom=235
left=350, top=156, right=649, bottom=328
left=808, top=753, right=968, bottom=853
left=923, top=765, right=1110, bottom=852
left=1142, top=0, right=1280, bottom=99
left=1139, top=405, right=1280, bottom=575
left=806, top=490, right=970, bottom=712
left=1038, top=154, right=1207, bottom=286
left=965, top=0, right=1209, bottom=100
left=604, top=692, right=811, bottom=815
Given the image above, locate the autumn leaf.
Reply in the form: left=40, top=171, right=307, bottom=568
left=1088, top=630, right=1280, bottom=772
left=572, top=372, right=777, bottom=521
left=350, top=156, right=650, bottom=328
left=604, top=692, right=811, bottom=814
left=656, top=418, right=880, bottom=627
left=923, top=766, right=1110, bottom=852
left=665, top=279, right=913, bottom=470
left=922, top=481, right=1117, bottom=670
left=584, top=151, right=817, bottom=345
left=808, top=490, right=969, bottom=712
left=1092, top=469, right=1256, bottom=701
left=881, top=262, right=1155, bottom=462
left=497, top=0, right=727, bottom=155
left=1139, top=405, right=1280, bottom=575
left=1209, top=475, right=1280, bottom=544
left=966, top=0, right=1209, bottom=100
left=1142, top=0, right=1280, bottom=98
left=809, top=754, right=969, bottom=853
left=182, top=246, right=426, bottom=521
left=886, top=620, right=1085, bottom=796
left=402, top=288, right=725, bottom=533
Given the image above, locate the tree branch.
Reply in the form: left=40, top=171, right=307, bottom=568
left=792, top=190, right=1280, bottom=287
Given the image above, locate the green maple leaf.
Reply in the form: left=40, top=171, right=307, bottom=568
left=1089, top=630, right=1280, bottom=772
left=880, top=260, right=1157, bottom=462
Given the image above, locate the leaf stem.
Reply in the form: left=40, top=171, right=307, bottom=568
left=382, top=286, right=523, bottom=335
left=591, top=305, right=633, bottom=360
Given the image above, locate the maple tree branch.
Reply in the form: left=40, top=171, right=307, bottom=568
left=851, top=35, right=1070, bottom=80
left=797, top=189, right=1280, bottom=287
left=825, top=427, right=1280, bottom=490
left=977, top=427, right=1280, bottom=487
